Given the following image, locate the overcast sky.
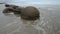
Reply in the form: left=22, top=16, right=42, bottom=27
left=0, top=0, right=60, bottom=4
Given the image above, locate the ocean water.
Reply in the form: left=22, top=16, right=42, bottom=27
left=0, top=4, right=60, bottom=34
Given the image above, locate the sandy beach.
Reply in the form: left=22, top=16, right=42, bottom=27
left=0, top=4, right=60, bottom=34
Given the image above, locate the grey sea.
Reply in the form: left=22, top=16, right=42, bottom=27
left=0, top=3, right=60, bottom=34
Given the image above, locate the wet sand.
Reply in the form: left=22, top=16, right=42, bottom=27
left=0, top=4, right=60, bottom=34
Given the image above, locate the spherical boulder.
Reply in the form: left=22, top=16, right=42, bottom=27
left=21, top=6, right=40, bottom=20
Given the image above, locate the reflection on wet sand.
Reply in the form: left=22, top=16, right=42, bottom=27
left=2, top=12, right=41, bottom=34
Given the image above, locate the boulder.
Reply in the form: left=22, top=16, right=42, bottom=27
left=21, top=6, right=40, bottom=20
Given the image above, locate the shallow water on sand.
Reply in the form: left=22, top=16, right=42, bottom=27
left=0, top=4, right=60, bottom=34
